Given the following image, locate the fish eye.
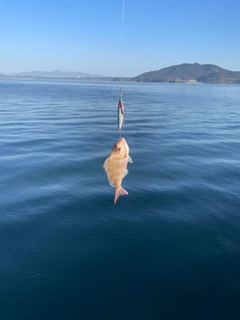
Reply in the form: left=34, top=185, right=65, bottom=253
left=117, top=147, right=121, bottom=151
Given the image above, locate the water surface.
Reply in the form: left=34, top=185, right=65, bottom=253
left=1, top=79, right=240, bottom=319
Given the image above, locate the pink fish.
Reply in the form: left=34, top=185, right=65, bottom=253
left=103, top=137, right=133, bottom=204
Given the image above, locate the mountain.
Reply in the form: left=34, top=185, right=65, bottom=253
left=0, top=73, right=7, bottom=78
left=131, top=63, right=240, bottom=84
left=9, top=70, right=106, bottom=78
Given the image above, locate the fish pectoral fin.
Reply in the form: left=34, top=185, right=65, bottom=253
left=128, top=156, right=133, bottom=163
left=114, top=186, right=128, bottom=204
left=124, top=169, right=128, bottom=178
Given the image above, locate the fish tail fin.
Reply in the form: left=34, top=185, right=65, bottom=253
left=114, top=186, right=128, bottom=204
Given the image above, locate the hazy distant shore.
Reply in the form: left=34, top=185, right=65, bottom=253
left=1, top=63, right=240, bottom=84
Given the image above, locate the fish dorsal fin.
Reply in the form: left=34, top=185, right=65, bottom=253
left=103, top=159, right=109, bottom=173
left=103, top=158, right=115, bottom=187
left=128, top=156, right=133, bottom=163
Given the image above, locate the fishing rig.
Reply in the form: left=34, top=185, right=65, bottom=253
left=118, top=87, right=124, bottom=137
left=117, top=0, right=125, bottom=138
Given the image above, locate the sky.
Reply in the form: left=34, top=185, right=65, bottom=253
left=0, top=0, right=240, bottom=77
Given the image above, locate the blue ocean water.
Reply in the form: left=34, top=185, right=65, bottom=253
left=1, top=79, right=240, bottom=319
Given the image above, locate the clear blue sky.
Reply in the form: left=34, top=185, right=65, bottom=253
left=1, top=0, right=239, bottom=76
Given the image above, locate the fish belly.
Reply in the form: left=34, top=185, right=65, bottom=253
left=108, top=158, right=127, bottom=187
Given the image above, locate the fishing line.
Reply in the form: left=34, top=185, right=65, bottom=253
left=120, top=0, right=125, bottom=84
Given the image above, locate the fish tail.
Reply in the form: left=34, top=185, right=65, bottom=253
left=114, top=186, right=128, bottom=204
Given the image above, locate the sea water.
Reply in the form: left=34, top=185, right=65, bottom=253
left=0, top=79, right=240, bottom=319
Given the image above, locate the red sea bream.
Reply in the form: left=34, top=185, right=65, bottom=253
left=103, top=137, right=132, bottom=204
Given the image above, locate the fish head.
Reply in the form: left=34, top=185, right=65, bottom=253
left=112, top=137, right=129, bottom=157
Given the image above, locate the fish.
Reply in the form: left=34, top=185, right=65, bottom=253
left=118, top=99, right=124, bottom=134
left=103, top=137, right=132, bottom=204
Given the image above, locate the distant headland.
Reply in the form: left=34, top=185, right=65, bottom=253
left=1, top=63, right=240, bottom=84
left=130, top=63, right=240, bottom=84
